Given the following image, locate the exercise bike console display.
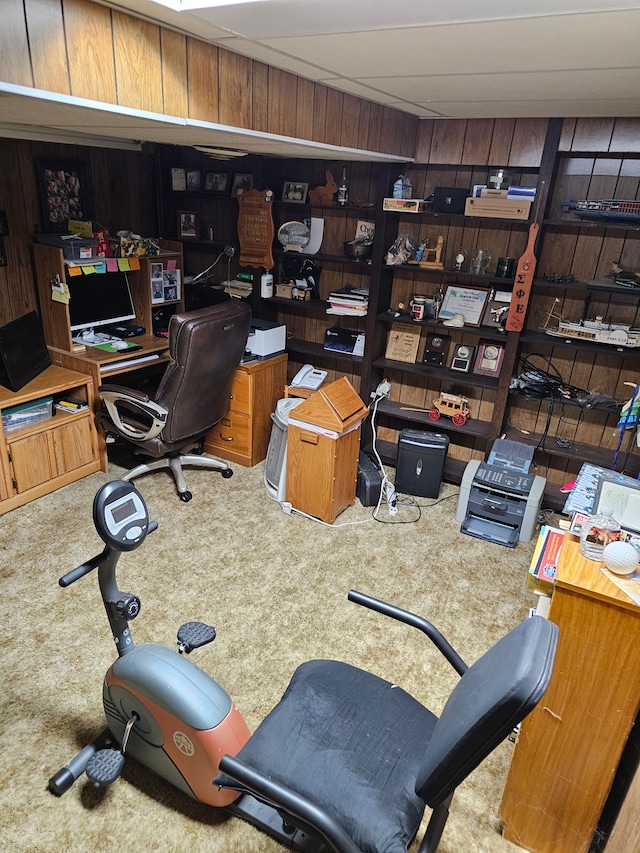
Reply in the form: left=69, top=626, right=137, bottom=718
left=93, top=480, right=149, bottom=551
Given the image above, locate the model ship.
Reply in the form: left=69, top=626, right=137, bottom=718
left=562, top=198, right=640, bottom=223
left=542, top=301, right=640, bottom=347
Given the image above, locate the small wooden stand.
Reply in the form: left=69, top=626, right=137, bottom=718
left=408, top=235, right=444, bottom=269
left=286, top=377, right=368, bottom=523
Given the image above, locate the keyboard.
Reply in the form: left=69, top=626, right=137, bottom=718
left=100, top=354, right=160, bottom=373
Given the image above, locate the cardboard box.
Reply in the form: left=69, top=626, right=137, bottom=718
left=275, top=283, right=293, bottom=298
left=464, top=197, right=531, bottom=220
left=382, top=198, right=427, bottom=213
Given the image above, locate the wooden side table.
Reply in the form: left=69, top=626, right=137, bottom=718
left=203, top=354, right=287, bottom=467
left=499, top=537, right=640, bottom=853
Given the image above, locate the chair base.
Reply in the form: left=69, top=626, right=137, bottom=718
left=123, top=453, right=231, bottom=500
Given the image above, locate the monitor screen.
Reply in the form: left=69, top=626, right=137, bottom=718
left=0, top=311, right=51, bottom=392
left=68, top=271, right=136, bottom=332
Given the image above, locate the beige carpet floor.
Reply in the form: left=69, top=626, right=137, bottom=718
left=0, top=453, right=541, bottom=852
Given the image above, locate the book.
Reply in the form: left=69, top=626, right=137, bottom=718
left=527, top=525, right=564, bottom=592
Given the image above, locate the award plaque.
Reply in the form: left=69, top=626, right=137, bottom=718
left=423, top=333, right=450, bottom=366
left=450, top=343, right=475, bottom=372
left=237, top=188, right=275, bottom=269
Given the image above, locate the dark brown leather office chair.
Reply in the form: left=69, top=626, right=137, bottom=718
left=97, top=301, right=251, bottom=501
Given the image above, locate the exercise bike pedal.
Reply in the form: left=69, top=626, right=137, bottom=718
left=86, top=748, right=125, bottom=788
left=177, top=621, right=216, bottom=654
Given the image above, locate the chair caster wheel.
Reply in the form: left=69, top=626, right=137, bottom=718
left=179, top=491, right=193, bottom=502
left=221, top=469, right=233, bottom=479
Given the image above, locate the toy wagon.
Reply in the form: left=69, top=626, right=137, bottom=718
left=428, top=392, right=471, bottom=426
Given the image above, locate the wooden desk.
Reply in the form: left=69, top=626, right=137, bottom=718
left=500, top=538, right=640, bottom=852
left=49, top=336, right=170, bottom=470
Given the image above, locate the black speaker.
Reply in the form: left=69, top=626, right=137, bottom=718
left=395, top=429, right=449, bottom=498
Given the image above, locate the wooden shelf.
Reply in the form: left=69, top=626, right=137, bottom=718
left=376, top=312, right=508, bottom=342
left=286, top=338, right=363, bottom=366
left=372, top=357, right=500, bottom=390
left=374, top=398, right=493, bottom=439
left=519, top=329, right=640, bottom=359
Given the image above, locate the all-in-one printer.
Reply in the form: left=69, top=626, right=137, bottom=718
left=456, top=439, right=545, bottom=547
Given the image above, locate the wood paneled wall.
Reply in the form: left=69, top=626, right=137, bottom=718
left=1, top=0, right=418, bottom=157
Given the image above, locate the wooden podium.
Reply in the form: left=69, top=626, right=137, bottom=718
left=285, top=377, right=368, bottom=524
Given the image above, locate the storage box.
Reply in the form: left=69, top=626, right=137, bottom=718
left=275, top=283, right=293, bottom=299
left=464, top=197, right=531, bottom=220
left=382, top=198, right=428, bottom=213
left=2, top=396, right=53, bottom=434
left=37, top=233, right=99, bottom=261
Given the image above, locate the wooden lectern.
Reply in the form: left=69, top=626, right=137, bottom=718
left=286, top=377, right=368, bottom=523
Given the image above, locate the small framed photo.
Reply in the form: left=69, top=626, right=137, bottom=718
left=473, top=341, right=505, bottom=376
left=170, top=167, right=186, bottom=192
left=231, top=173, right=254, bottom=197
left=177, top=210, right=198, bottom=240
left=186, top=170, right=202, bottom=191
left=282, top=181, right=309, bottom=204
left=163, top=269, right=181, bottom=302
left=438, top=285, right=491, bottom=327
left=37, top=158, right=93, bottom=230
left=151, top=261, right=164, bottom=304
left=204, top=171, right=229, bottom=194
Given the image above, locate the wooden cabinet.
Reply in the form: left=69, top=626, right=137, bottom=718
left=0, top=366, right=100, bottom=515
left=203, top=354, right=287, bottom=467
left=499, top=537, right=640, bottom=853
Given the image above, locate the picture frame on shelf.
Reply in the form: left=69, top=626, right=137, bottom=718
left=438, top=284, right=491, bottom=327
left=282, top=181, right=309, bottom=204
left=170, top=167, right=186, bottom=192
left=450, top=343, right=475, bottom=372
left=150, top=261, right=164, bottom=304
left=423, top=333, right=451, bottom=367
left=473, top=341, right=505, bottom=376
left=204, top=171, right=229, bottom=194
left=186, top=170, right=202, bottom=192
left=231, top=173, right=254, bottom=197
left=177, top=210, right=198, bottom=240
left=163, top=268, right=181, bottom=302
left=36, top=158, right=93, bottom=230
left=482, top=290, right=512, bottom=327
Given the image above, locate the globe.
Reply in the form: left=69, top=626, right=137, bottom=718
left=602, top=540, right=639, bottom=575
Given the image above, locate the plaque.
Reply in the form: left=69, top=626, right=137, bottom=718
left=237, top=188, right=275, bottom=269
left=423, top=333, right=450, bottom=366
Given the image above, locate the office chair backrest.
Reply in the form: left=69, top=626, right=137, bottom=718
left=154, top=301, right=251, bottom=443
left=415, top=615, right=558, bottom=807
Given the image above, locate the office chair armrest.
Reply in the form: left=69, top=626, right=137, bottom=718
left=348, top=590, right=468, bottom=675
left=217, top=754, right=363, bottom=853
left=98, top=385, right=168, bottom=441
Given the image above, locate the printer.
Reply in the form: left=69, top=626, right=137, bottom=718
left=246, top=319, right=286, bottom=357
left=456, top=439, right=545, bottom=547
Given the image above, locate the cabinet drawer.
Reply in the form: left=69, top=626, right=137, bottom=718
left=205, top=411, right=251, bottom=456
left=229, top=371, right=251, bottom=415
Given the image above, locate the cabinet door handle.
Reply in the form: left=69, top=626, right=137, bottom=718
left=220, top=418, right=232, bottom=427
left=219, top=433, right=234, bottom=442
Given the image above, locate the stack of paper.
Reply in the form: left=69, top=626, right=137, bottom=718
left=327, top=287, right=368, bottom=316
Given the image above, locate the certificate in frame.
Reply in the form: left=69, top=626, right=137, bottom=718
left=438, top=285, right=490, bottom=327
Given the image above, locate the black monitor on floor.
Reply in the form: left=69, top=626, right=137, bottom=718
left=0, top=311, right=51, bottom=392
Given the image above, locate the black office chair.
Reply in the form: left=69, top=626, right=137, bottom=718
left=97, top=301, right=251, bottom=501
left=216, top=591, right=558, bottom=853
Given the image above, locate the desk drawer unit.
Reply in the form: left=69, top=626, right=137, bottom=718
left=203, top=354, right=287, bottom=467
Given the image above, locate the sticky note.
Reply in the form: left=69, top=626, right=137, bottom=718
left=118, top=258, right=130, bottom=271
left=106, top=258, right=118, bottom=272
left=167, top=259, right=177, bottom=271
left=129, top=258, right=140, bottom=270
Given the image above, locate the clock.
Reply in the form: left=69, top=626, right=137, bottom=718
left=450, top=343, right=475, bottom=372
left=423, top=333, right=450, bottom=366
left=277, top=220, right=311, bottom=252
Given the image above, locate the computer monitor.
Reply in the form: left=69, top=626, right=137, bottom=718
left=68, top=271, right=136, bottom=333
left=0, top=311, right=52, bottom=392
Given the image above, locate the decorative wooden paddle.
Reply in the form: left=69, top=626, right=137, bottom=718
left=505, top=182, right=545, bottom=332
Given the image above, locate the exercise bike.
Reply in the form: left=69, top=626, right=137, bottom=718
left=49, top=479, right=250, bottom=807
left=50, top=479, right=558, bottom=853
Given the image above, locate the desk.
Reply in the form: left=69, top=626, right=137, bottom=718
left=49, top=336, right=169, bottom=470
left=500, top=538, right=640, bottom=852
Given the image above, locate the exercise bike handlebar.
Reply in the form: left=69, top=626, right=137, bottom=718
left=59, top=521, right=158, bottom=587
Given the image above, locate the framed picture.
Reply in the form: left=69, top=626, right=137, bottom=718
left=473, top=341, right=505, bottom=376
left=482, top=290, right=512, bottom=327
left=170, top=167, right=186, bottom=192
left=231, top=173, right=254, bottom=197
left=186, top=170, right=201, bottom=191
left=37, top=158, right=93, bottom=230
left=204, top=171, right=229, bottom=194
left=282, top=181, right=309, bottom=204
left=150, top=261, right=164, bottom=304
left=423, top=333, right=450, bottom=367
left=438, top=285, right=491, bottom=327
left=163, top=268, right=181, bottom=302
left=177, top=210, right=198, bottom=240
